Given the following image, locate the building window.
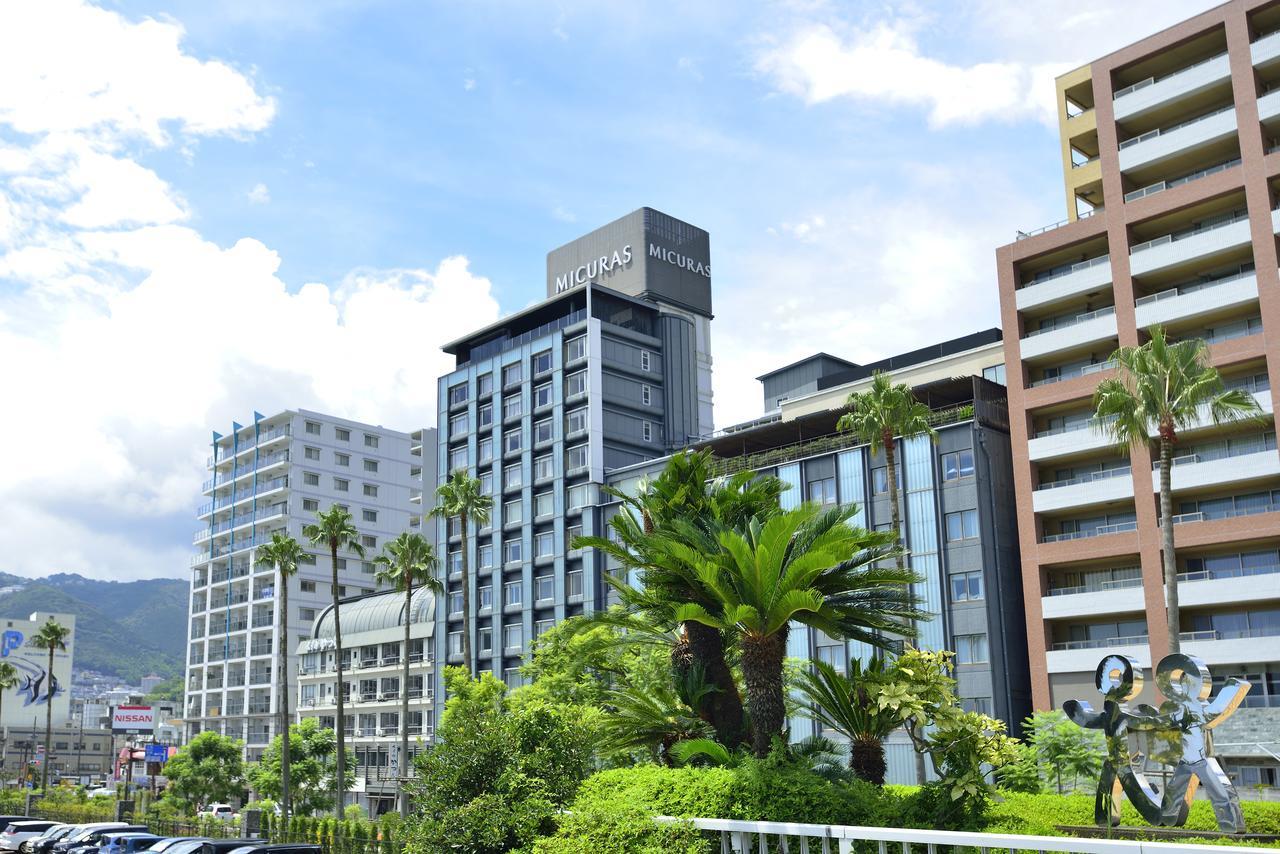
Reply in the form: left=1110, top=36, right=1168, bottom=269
left=479, top=472, right=494, bottom=495
left=816, top=645, right=847, bottom=673
left=478, top=403, right=493, bottom=429
left=639, top=350, right=651, bottom=371
left=535, top=618, right=555, bottom=639
left=448, top=632, right=463, bottom=656
left=566, top=408, right=588, bottom=436
left=942, top=450, right=975, bottom=482
left=448, top=383, right=469, bottom=406
left=534, top=418, right=553, bottom=444
left=872, top=466, right=902, bottom=495
left=477, top=373, right=493, bottom=397
left=962, top=697, right=993, bottom=714
left=503, top=623, right=523, bottom=651
left=955, top=634, right=989, bottom=665
left=982, top=364, right=1006, bottom=386
left=305, top=421, right=322, bottom=436
left=945, top=510, right=979, bottom=542
left=364, top=434, right=379, bottom=448
left=567, top=524, right=582, bottom=550
left=807, top=477, right=837, bottom=505
left=450, top=413, right=468, bottom=437
left=304, top=472, right=320, bottom=486
left=503, top=363, right=523, bottom=388
left=534, top=454, right=554, bottom=481
left=534, top=383, right=552, bottom=409
left=362, top=535, right=376, bottom=549
left=446, top=446, right=467, bottom=472
left=335, top=452, right=350, bottom=466
left=303, top=498, right=319, bottom=512
left=566, top=370, right=587, bottom=397
left=503, top=394, right=523, bottom=420
left=305, top=446, right=321, bottom=461
left=503, top=539, right=523, bottom=564
left=642, top=421, right=654, bottom=443
left=479, top=438, right=494, bottom=464
left=504, top=499, right=523, bottom=526
left=504, top=463, right=523, bottom=490
left=566, top=444, right=588, bottom=472
left=334, top=478, right=349, bottom=492
left=567, top=569, right=584, bottom=598
left=362, top=509, right=377, bottom=523
left=641, top=384, right=652, bottom=406
left=362, top=561, right=376, bottom=575
left=363, top=484, right=378, bottom=498
left=535, top=574, right=554, bottom=603
left=335, top=557, right=347, bottom=570
left=534, top=491, right=553, bottom=518
left=503, top=430, right=523, bottom=454
left=448, top=591, right=463, bottom=615
left=565, top=336, right=587, bottom=362
left=364, top=459, right=378, bottom=473
left=335, top=427, right=350, bottom=442
left=533, top=350, right=552, bottom=374
left=301, top=580, right=317, bottom=593
left=504, top=580, right=523, bottom=607
left=567, top=483, right=591, bottom=510
left=950, top=571, right=984, bottom=602
left=535, top=531, right=554, bottom=558
left=478, top=627, right=493, bottom=654
left=478, top=584, right=493, bottom=610
left=479, top=544, right=494, bottom=569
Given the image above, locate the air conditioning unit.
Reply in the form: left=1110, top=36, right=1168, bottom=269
left=354, top=728, right=364, bottom=737
left=376, top=693, right=386, bottom=701
left=375, top=727, right=385, bottom=737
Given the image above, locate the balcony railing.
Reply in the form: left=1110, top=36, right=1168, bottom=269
left=1113, top=50, right=1228, bottom=99
left=1015, top=209, right=1098, bottom=242
left=1179, top=627, right=1280, bottom=642
left=1018, top=254, right=1109, bottom=289
left=1047, top=570, right=1143, bottom=597
left=1135, top=268, right=1254, bottom=306
left=1179, top=563, right=1280, bottom=583
left=1036, top=465, right=1131, bottom=492
left=1118, top=105, right=1234, bottom=151
left=1172, top=502, right=1280, bottom=524
left=1051, top=634, right=1149, bottom=651
left=1123, top=156, right=1241, bottom=203
left=1130, top=210, right=1249, bottom=254
left=1034, top=414, right=1116, bottom=439
left=1023, top=306, right=1116, bottom=339
left=1042, top=520, right=1138, bottom=543
left=1029, top=360, right=1117, bottom=388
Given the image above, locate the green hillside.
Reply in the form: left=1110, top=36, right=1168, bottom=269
left=0, top=575, right=187, bottom=683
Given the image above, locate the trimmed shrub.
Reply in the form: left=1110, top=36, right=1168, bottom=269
left=988, top=792, right=1280, bottom=839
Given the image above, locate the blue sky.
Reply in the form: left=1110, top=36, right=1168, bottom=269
left=0, top=0, right=1217, bottom=579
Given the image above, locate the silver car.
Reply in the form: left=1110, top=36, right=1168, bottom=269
left=0, top=824, right=62, bottom=853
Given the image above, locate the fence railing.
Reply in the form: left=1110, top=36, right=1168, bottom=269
left=654, top=816, right=1268, bottom=853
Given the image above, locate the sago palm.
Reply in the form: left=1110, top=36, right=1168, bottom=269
left=668, top=505, right=925, bottom=757
left=374, top=531, right=440, bottom=818
left=256, top=531, right=303, bottom=826
left=303, top=505, right=365, bottom=817
left=429, top=469, right=492, bottom=676
left=32, top=618, right=70, bottom=791
left=598, top=678, right=713, bottom=766
left=795, top=658, right=903, bottom=784
left=1093, top=325, right=1262, bottom=653
left=0, top=661, right=16, bottom=776
left=837, top=371, right=937, bottom=571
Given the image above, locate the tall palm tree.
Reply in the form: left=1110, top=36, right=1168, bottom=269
left=795, top=658, right=903, bottom=784
left=668, top=505, right=926, bottom=757
left=837, top=371, right=937, bottom=571
left=429, top=469, right=492, bottom=676
left=256, top=532, right=303, bottom=827
left=374, top=531, right=441, bottom=818
left=32, top=619, right=70, bottom=791
left=303, top=506, right=365, bottom=818
left=0, top=661, right=18, bottom=775
left=1094, top=325, right=1262, bottom=653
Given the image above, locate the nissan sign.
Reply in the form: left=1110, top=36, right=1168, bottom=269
left=111, top=705, right=156, bottom=734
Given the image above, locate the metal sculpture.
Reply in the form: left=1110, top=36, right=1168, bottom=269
left=1063, top=654, right=1165, bottom=826
left=1064, top=653, right=1251, bottom=833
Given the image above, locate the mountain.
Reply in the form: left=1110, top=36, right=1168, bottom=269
left=0, top=574, right=187, bottom=683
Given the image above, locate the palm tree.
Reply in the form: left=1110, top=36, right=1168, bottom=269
left=374, top=531, right=441, bottom=818
left=795, top=658, right=903, bottom=784
left=0, top=661, right=18, bottom=775
left=837, top=371, right=937, bottom=571
left=429, top=469, right=492, bottom=676
left=669, top=505, right=926, bottom=757
left=31, top=619, right=70, bottom=791
left=256, top=531, right=303, bottom=827
left=598, top=679, right=713, bottom=766
left=303, top=506, right=365, bottom=818
left=1094, top=325, right=1262, bottom=653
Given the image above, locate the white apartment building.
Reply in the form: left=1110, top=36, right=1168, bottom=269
left=185, top=410, right=423, bottom=761
left=295, top=588, right=437, bottom=816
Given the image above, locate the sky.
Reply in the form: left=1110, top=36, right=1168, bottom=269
left=0, top=0, right=1221, bottom=581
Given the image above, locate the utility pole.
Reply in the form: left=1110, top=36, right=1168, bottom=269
left=74, top=714, right=84, bottom=782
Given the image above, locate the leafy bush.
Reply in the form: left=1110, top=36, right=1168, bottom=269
left=988, top=791, right=1280, bottom=839
left=533, top=805, right=703, bottom=854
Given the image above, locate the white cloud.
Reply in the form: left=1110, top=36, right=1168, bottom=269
left=247, top=182, right=271, bottom=205
left=0, top=1, right=501, bottom=580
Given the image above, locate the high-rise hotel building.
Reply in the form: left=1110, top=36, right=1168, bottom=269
left=431, top=208, right=714, bottom=692
left=997, top=0, right=1280, bottom=785
left=185, top=410, right=419, bottom=760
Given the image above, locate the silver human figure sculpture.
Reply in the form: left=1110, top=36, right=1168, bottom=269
left=1063, top=654, right=1165, bottom=827
left=1136, top=653, right=1250, bottom=833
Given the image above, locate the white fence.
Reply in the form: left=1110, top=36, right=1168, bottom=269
left=654, top=817, right=1270, bottom=854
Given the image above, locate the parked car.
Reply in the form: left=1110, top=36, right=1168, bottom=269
left=195, top=806, right=235, bottom=823
left=149, top=841, right=208, bottom=854
left=60, top=826, right=147, bottom=854
left=51, top=825, right=131, bottom=854
left=0, top=823, right=62, bottom=852
left=142, top=840, right=199, bottom=854
left=225, top=846, right=321, bottom=854
left=85, top=789, right=115, bottom=799
left=98, top=835, right=161, bottom=854
left=23, top=826, right=75, bottom=854
left=193, top=842, right=258, bottom=854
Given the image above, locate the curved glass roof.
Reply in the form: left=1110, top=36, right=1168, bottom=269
left=314, top=587, right=435, bottom=638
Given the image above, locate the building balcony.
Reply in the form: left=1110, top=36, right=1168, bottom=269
left=1253, top=29, right=1280, bottom=68
left=1020, top=308, right=1118, bottom=362
left=1117, top=106, right=1236, bottom=174
left=1179, top=569, right=1280, bottom=609
left=1113, top=51, right=1230, bottom=122
left=1033, top=467, right=1133, bottom=514
left=1041, top=520, right=1138, bottom=544
left=1015, top=256, right=1112, bottom=313
left=1134, top=271, right=1258, bottom=329
left=1029, top=359, right=1116, bottom=390
left=1128, top=214, right=1251, bottom=278
left=1157, top=448, right=1280, bottom=493
left=1259, top=88, right=1280, bottom=124
left=1181, top=630, right=1280, bottom=666
left=1027, top=417, right=1117, bottom=463
left=1046, top=635, right=1151, bottom=674
left=1041, top=583, right=1145, bottom=620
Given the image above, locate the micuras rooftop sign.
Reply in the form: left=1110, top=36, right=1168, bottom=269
left=554, top=243, right=710, bottom=293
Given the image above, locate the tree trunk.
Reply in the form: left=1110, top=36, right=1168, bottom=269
left=1160, top=435, right=1181, bottom=654
left=741, top=629, right=787, bottom=758
left=849, top=735, right=886, bottom=785
left=278, top=568, right=291, bottom=826
left=41, top=648, right=52, bottom=792
left=884, top=432, right=904, bottom=572
left=459, top=511, right=473, bottom=676
left=684, top=622, right=746, bottom=749
left=400, top=576, right=412, bottom=819
left=331, top=541, right=346, bottom=818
